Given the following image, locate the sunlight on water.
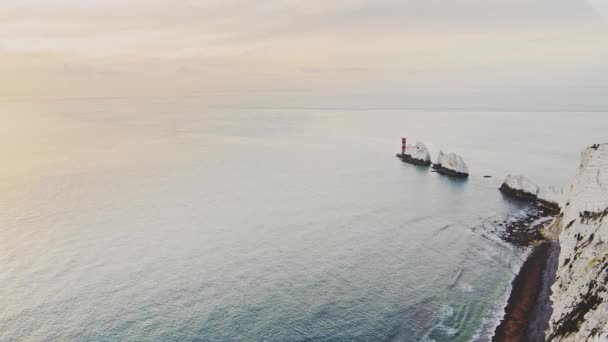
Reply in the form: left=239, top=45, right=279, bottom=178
left=1, top=99, right=606, bottom=341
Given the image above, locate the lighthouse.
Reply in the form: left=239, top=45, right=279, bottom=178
left=396, top=139, right=432, bottom=167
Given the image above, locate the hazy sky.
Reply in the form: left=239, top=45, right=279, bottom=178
left=2, top=0, right=607, bottom=109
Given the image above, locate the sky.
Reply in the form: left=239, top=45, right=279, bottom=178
left=1, top=0, right=608, bottom=110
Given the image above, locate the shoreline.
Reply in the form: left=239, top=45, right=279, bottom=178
left=492, top=241, right=560, bottom=341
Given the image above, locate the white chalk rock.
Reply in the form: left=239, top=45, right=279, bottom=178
left=501, top=174, right=540, bottom=197
left=547, top=144, right=608, bottom=341
left=405, top=142, right=431, bottom=163
left=436, top=150, right=469, bottom=175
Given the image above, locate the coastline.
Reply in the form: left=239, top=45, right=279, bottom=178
left=492, top=241, right=560, bottom=341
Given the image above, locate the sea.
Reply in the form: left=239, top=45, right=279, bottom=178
left=1, top=98, right=607, bottom=341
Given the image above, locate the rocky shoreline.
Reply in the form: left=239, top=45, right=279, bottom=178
left=480, top=206, right=558, bottom=342
left=487, top=207, right=555, bottom=247
left=394, top=141, right=607, bottom=340
left=493, top=241, right=560, bottom=342
left=491, top=143, right=608, bottom=341
left=537, top=198, right=561, bottom=215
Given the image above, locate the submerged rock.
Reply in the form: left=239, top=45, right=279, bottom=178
left=499, top=174, right=540, bottom=201
left=432, top=150, right=469, bottom=178
left=396, top=142, right=431, bottom=166
left=546, top=143, right=608, bottom=341
left=484, top=206, right=555, bottom=247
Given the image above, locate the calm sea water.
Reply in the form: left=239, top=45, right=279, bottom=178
left=1, top=99, right=606, bottom=342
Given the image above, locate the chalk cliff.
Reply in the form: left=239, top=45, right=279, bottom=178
left=546, top=144, right=608, bottom=341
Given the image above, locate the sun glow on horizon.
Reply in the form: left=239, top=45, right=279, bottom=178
left=1, top=0, right=607, bottom=110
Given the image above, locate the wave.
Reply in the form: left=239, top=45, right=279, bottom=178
left=471, top=282, right=514, bottom=342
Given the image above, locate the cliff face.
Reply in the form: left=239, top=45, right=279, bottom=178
left=547, top=144, right=608, bottom=341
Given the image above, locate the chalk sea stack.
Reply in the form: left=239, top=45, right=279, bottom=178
left=396, top=142, right=431, bottom=166
left=432, top=151, right=469, bottom=178
left=537, top=186, right=563, bottom=214
left=499, top=174, right=540, bottom=201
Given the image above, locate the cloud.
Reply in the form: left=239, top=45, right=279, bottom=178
left=299, top=66, right=373, bottom=74
left=587, top=0, right=608, bottom=20
left=0, top=0, right=606, bottom=110
left=57, top=63, right=124, bottom=78
left=0, top=0, right=601, bottom=55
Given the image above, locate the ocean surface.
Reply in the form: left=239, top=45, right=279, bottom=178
left=1, top=99, right=607, bottom=342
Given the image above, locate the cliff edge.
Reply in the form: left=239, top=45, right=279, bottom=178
left=547, top=144, right=608, bottom=341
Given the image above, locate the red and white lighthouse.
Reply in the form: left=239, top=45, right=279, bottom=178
left=402, top=137, right=407, bottom=154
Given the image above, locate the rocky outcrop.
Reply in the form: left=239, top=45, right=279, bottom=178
left=499, top=175, right=563, bottom=214
left=396, top=142, right=431, bottom=166
left=499, top=174, right=540, bottom=201
left=538, top=187, right=564, bottom=214
left=546, top=144, right=608, bottom=341
left=432, top=150, right=469, bottom=178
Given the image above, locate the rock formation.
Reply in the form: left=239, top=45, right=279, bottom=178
left=538, top=186, right=564, bottom=214
left=432, top=150, right=469, bottom=178
left=546, top=144, right=608, bottom=341
left=499, top=174, right=540, bottom=201
left=396, top=142, right=431, bottom=166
